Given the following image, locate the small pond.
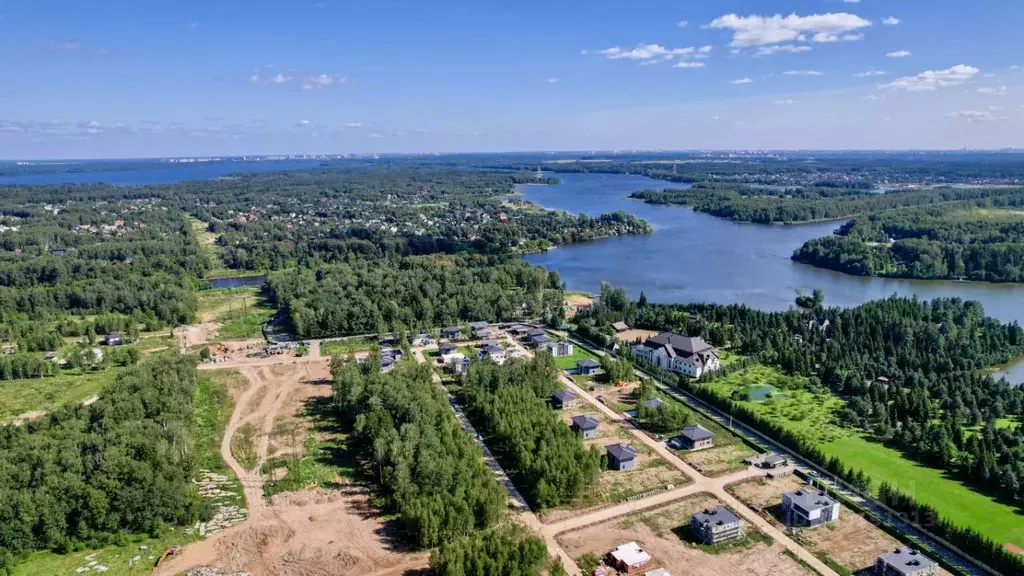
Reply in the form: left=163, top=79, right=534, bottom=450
left=209, top=275, right=267, bottom=289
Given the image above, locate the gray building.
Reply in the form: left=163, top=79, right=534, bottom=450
left=606, top=443, right=638, bottom=471
left=544, top=340, right=574, bottom=358
left=782, top=489, right=840, bottom=528
left=875, top=548, right=938, bottom=576
left=689, top=506, right=743, bottom=545
left=551, top=389, right=578, bottom=410
left=570, top=415, right=600, bottom=439
left=380, top=356, right=395, bottom=374
left=441, top=326, right=462, bottom=340
left=468, top=320, right=490, bottom=331
left=675, top=424, right=714, bottom=450
left=577, top=358, right=601, bottom=375
left=438, top=342, right=457, bottom=356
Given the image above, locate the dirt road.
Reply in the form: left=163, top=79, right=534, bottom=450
left=158, top=358, right=429, bottom=576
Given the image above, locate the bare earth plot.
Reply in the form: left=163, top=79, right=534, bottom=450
left=157, top=358, right=430, bottom=576
left=540, top=402, right=689, bottom=525
left=556, top=493, right=814, bottom=576
left=677, top=443, right=756, bottom=478
left=727, top=474, right=952, bottom=575
left=614, top=329, right=660, bottom=345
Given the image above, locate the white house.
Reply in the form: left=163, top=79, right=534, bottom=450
left=544, top=340, right=574, bottom=358
left=631, top=332, right=720, bottom=378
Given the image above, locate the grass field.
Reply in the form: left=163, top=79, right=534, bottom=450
left=0, top=368, right=117, bottom=421
left=554, top=347, right=601, bottom=371
left=217, top=303, right=276, bottom=340
left=320, top=336, right=378, bottom=357
left=192, top=370, right=246, bottom=506
left=707, top=364, right=1024, bottom=548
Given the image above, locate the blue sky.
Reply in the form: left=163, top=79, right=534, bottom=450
left=1, top=0, right=1023, bottom=158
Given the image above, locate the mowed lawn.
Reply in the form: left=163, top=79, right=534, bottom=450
left=554, top=347, right=601, bottom=372
left=822, top=434, right=1024, bottom=548
left=708, top=363, right=1024, bottom=548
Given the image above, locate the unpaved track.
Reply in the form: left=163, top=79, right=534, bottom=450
left=157, top=358, right=428, bottom=576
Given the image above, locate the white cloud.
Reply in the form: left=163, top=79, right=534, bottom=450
left=599, top=44, right=699, bottom=61
left=93, top=48, right=110, bottom=56
left=300, top=84, right=314, bottom=91
left=248, top=74, right=261, bottom=83
left=812, top=32, right=864, bottom=43
left=862, top=94, right=880, bottom=100
left=677, top=20, right=689, bottom=28
left=977, top=85, right=1008, bottom=96
left=988, top=105, right=1004, bottom=111
left=883, top=64, right=979, bottom=92
left=883, top=16, right=901, bottom=26
left=855, top=69, right=887, bottom=77
left=783, top=70, right=823, bottom=76
left=843, top=0, right=861, bottom=3
left=773, top=99, right=798, bottom=105
left=295, top=120, right=311, bottom=127
left=698, top=45, right=714, bottom=54
left=673, top=61, right=706, bottom=69
left=755, top=44, right=813, bottom=56
left=270, top=73, right=292, bottom=84
left=546, top=77, right=559, bottom=83
left=731, top=77, right=754, bottom=85
left=707, top=12, right=872, bottom=48
left=945, top=110, right=1003, bottom=122
left=343, top=122, right=363, bottom=129
left=886, top=50, right=912, bottom=58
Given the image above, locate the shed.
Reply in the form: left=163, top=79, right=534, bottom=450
left=104, top=332, right=123, bottom=346
left=612, top=321, right=630, bottom=332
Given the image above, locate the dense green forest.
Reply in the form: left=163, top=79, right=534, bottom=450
left=0, top=356, right=205, bottom=571
left=460, top=355, right=601, bottom=509
left=429, top=525, right=548, bottom=576
left=330, top=354, right=507, bottom=547
left=793, top=204, right=1024, bottom=282
left=578, top=285, right=1024, bottom=573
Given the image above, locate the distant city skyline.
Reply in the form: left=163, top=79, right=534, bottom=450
left=2, top=0, right=1023, bottom=158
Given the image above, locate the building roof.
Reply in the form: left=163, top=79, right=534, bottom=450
left=532, top=334, right=552, bottom=344
left=609, top=542, right=650, bottom=567
left=878, top=548, right=938, bottom=573
left=765, top=454, right=787, bottom=465
left=469, top=321, right=490, bottom=330
left=577, top=358, right=601, bottom=369
left=612, top=321, right=630, bottom=332
left=551, top=389, right=576, bottom=403
left=571, top=415, right=600, bottom=431
left=606, top=443, right=637, bottom=461
left=381, top=356, right=395, bottom=367
left=785, top=489, right=838, bottom=512
left=679, top=424, right=713, bottom=441
left=642, top=332, right=717, bottom=359
left=482, top=343, right=504, bottom=355
left=642, top=398, right=667, bottom=410
left=528, top=329, right=545, bottom=337
left=442, top=326, right=461, bottom=333
left=439, top=342, right=457, bottom=354
left=692, top=506, right=741, bottom=528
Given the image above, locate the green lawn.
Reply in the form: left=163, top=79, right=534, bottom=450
left=320, top=336, right=378, bottom=357
left=191, top=370, right=245, bottom=506
left=196, top=285, right=262, bottom=315
left=554, top=347, right=601, bottom=371
left=707, top=363, right=1024, bottom=548
left=0, top=369, right=117, bottom=422
left=822, top=434, right=1024, bottom=548
left=217, top=304, right=275, bottom=340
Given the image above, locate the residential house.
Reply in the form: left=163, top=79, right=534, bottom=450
left=612, top=321, right=630, bottom=332
left=380, top=356, right=395, bottom=374
left=764, top=454, right=788, bottom=468
left=631, top=332, right=721, bottom=378
left=469, top=320, right=490, bottom=332
left=550, top=389, right=578, bottom=410
left=441, top=326, right=463, bottom=340
left=570, top=415, right=600, bottom=439
left=479, top=342, right=507, bottom=363
left=675, top=425, right=714, bottom=450
left=577, top=358, right=601, bottom=376
left=606, top=443, right=638, bottom=471
left=606, top=542, right=651, bottom=573
left=413, top=333, right=434, bottom=347
left=379, top=334, right=398, bottom=347
left=874, top=548, right=938, bottom=576
left=544, top=340, right=574, bottom=358
left=642, top=398, right=667, bottom=411
left=690, top=506, right=743, bottom=545
left=453, top=357, right=471, bottom=375
left=104, top=332, right=123, bottom=346
left=438, top=342, right=458, bottom=358
left=381, top=348, right=404, bottom=362
left=531, top=334, right=552, bottom=346
left=526, top=329, right=546, bottom=341
left=509, top=325, right=532, bottom=339
left=782, top=489, right=840, bottom=528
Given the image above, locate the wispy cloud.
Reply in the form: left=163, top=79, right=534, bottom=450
left=945, top=110, right=1004, bottom=122
left=755, top=44, right=812, bottom=56
left=93, top=48, right=110, bottom=56
left=598, top=44, right=706, bottom=62
left=783, top=70, right=823, bottom=76
left=546, top=77, right=559, bottom=83
left=673, top=61, right=706, bottom=69
left=886, top=50, right=912, bottom=58
left=186, top=21, right=200, bottom=30
left=977, top=85, right=1008, bottom=96
left=707, top=12, right=872, bottom=50
left=50, top=42, right=81, bottom=51
left=773, top=99, right=798, bottom=105
left=855, top=69, right=887, bottom=77
left=731, top=77, right=754, bottom=85
left=883, top=64, right=979, bottom=91
left=883, top=16, right=901, bottom=26
left=677, top=20, right=689, bottom=28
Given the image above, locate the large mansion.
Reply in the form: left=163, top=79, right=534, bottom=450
left=631, top=332, right=721, bottom=378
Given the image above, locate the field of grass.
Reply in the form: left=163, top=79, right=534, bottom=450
left=707, top=364, right=1024, bottom=548
left=554, top=347, right=601, bottom=371
left=192, top=370, right=245, bottom=506
left=217, top=303, right=276, bottom=340
left=0, top=368, right=117, bottom=421
left=821, top=434, right=1024, bottom=548
left=196, top=286, right=261, bottom=315
left=706, top=364, right=847, bottom=445
left=320, top=336, right=378, bottom=357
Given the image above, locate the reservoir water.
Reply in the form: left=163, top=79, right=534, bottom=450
left=518, top=173, right=1024, bottom=330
